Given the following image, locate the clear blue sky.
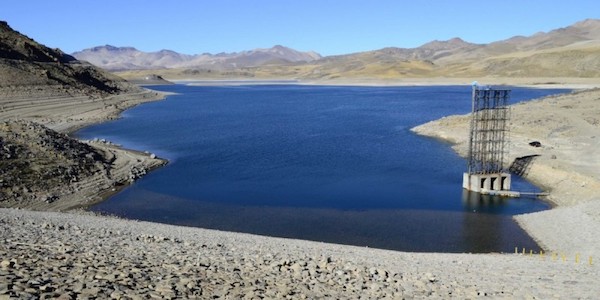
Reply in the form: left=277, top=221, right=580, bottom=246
left=2, top=0, right=598, bottom=56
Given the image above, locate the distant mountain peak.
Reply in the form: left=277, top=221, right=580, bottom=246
left=493, top=18, right=600, bottom=50
left=78, top=45, right=139, bottom=54
left=569, top=18, right=600, bottom=39
left=573, top=18, right=600, bottom=27
left=447, top=37, right=466, bottom=43
left=420, top=37, right=474, bottom=49
left=95, top=45, right=119, bottom=51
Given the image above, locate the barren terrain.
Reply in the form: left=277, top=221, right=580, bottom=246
left=2, top=206, right=599, bottom=299
left=110, top=19, right=600, bottom=83
left=1, top=20, right=168, bottom=211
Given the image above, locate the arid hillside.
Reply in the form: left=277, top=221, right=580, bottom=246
left=107, top=19, right=600, bottom=81
left=0, top=21, right=165, bottom=209
left=0, top=21, right=139, bottom=96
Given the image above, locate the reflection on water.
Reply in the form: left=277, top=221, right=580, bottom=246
left=92, top=187, right=540, bottom=253
left=462, top=190, right=510, bottom=212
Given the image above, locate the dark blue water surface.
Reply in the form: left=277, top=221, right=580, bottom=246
left=77, top=84, right=570, bottom=252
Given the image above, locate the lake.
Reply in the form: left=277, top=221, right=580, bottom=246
left=76, top=84, right=570, bottom=252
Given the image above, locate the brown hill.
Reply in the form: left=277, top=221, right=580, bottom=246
left=463, top=40, right=600, bottom=77
left=491, top=18, right=600, bottom=52
left=113, top=18, right=600, bottom=81
left=0, top=21, right=139, bottom=96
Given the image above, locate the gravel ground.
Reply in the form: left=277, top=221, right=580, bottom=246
left=1, top=208, right=599, bottom=299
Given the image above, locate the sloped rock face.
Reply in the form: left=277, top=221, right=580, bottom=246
left=0, top=121, right=109, bottom=203
left=0, top=21, right=76, bottom=63
left=0, top=20, right=139, bottom=96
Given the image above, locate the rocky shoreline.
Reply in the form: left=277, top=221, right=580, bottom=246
left=0, top=87, right=168, bottom=211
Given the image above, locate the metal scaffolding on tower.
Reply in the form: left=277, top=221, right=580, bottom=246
left=467, top=86, right=510, bottom=174
left=463, top=83, right=513, bottom=194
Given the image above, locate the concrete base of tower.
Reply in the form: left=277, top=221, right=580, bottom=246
left=462, top=172, right=511, bottom=193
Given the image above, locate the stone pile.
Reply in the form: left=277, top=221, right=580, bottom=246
left=128, top=166, right=148, bottom=183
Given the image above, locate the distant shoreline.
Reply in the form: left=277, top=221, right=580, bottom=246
left=171, top=77, right=600, bottom=90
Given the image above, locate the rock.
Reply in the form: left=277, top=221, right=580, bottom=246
left=317, top=257, right=330, bottom=269
left=290, top=263, right=303, bottom=273
left=529, top=141, right=542, bottom=147
left=0, top=260, right=13, bottom=269
left=424, top=272, right=437, bottom=283
left=39, top=285, right=54, bottom=293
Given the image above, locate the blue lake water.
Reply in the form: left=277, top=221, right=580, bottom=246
left=76, top=84, right=570, bottom=252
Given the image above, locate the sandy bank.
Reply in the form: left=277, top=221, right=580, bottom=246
left=412, top=88, right=600, bottom=258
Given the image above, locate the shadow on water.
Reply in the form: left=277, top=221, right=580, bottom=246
left=463, top=189, right=515, bottom=213
left=92, top=187, right=541, bottom=253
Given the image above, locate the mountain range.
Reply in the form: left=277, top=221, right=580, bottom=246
left=72, top=45, right=321, bottom=71
left=73, top=18, right=600, bottom=79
